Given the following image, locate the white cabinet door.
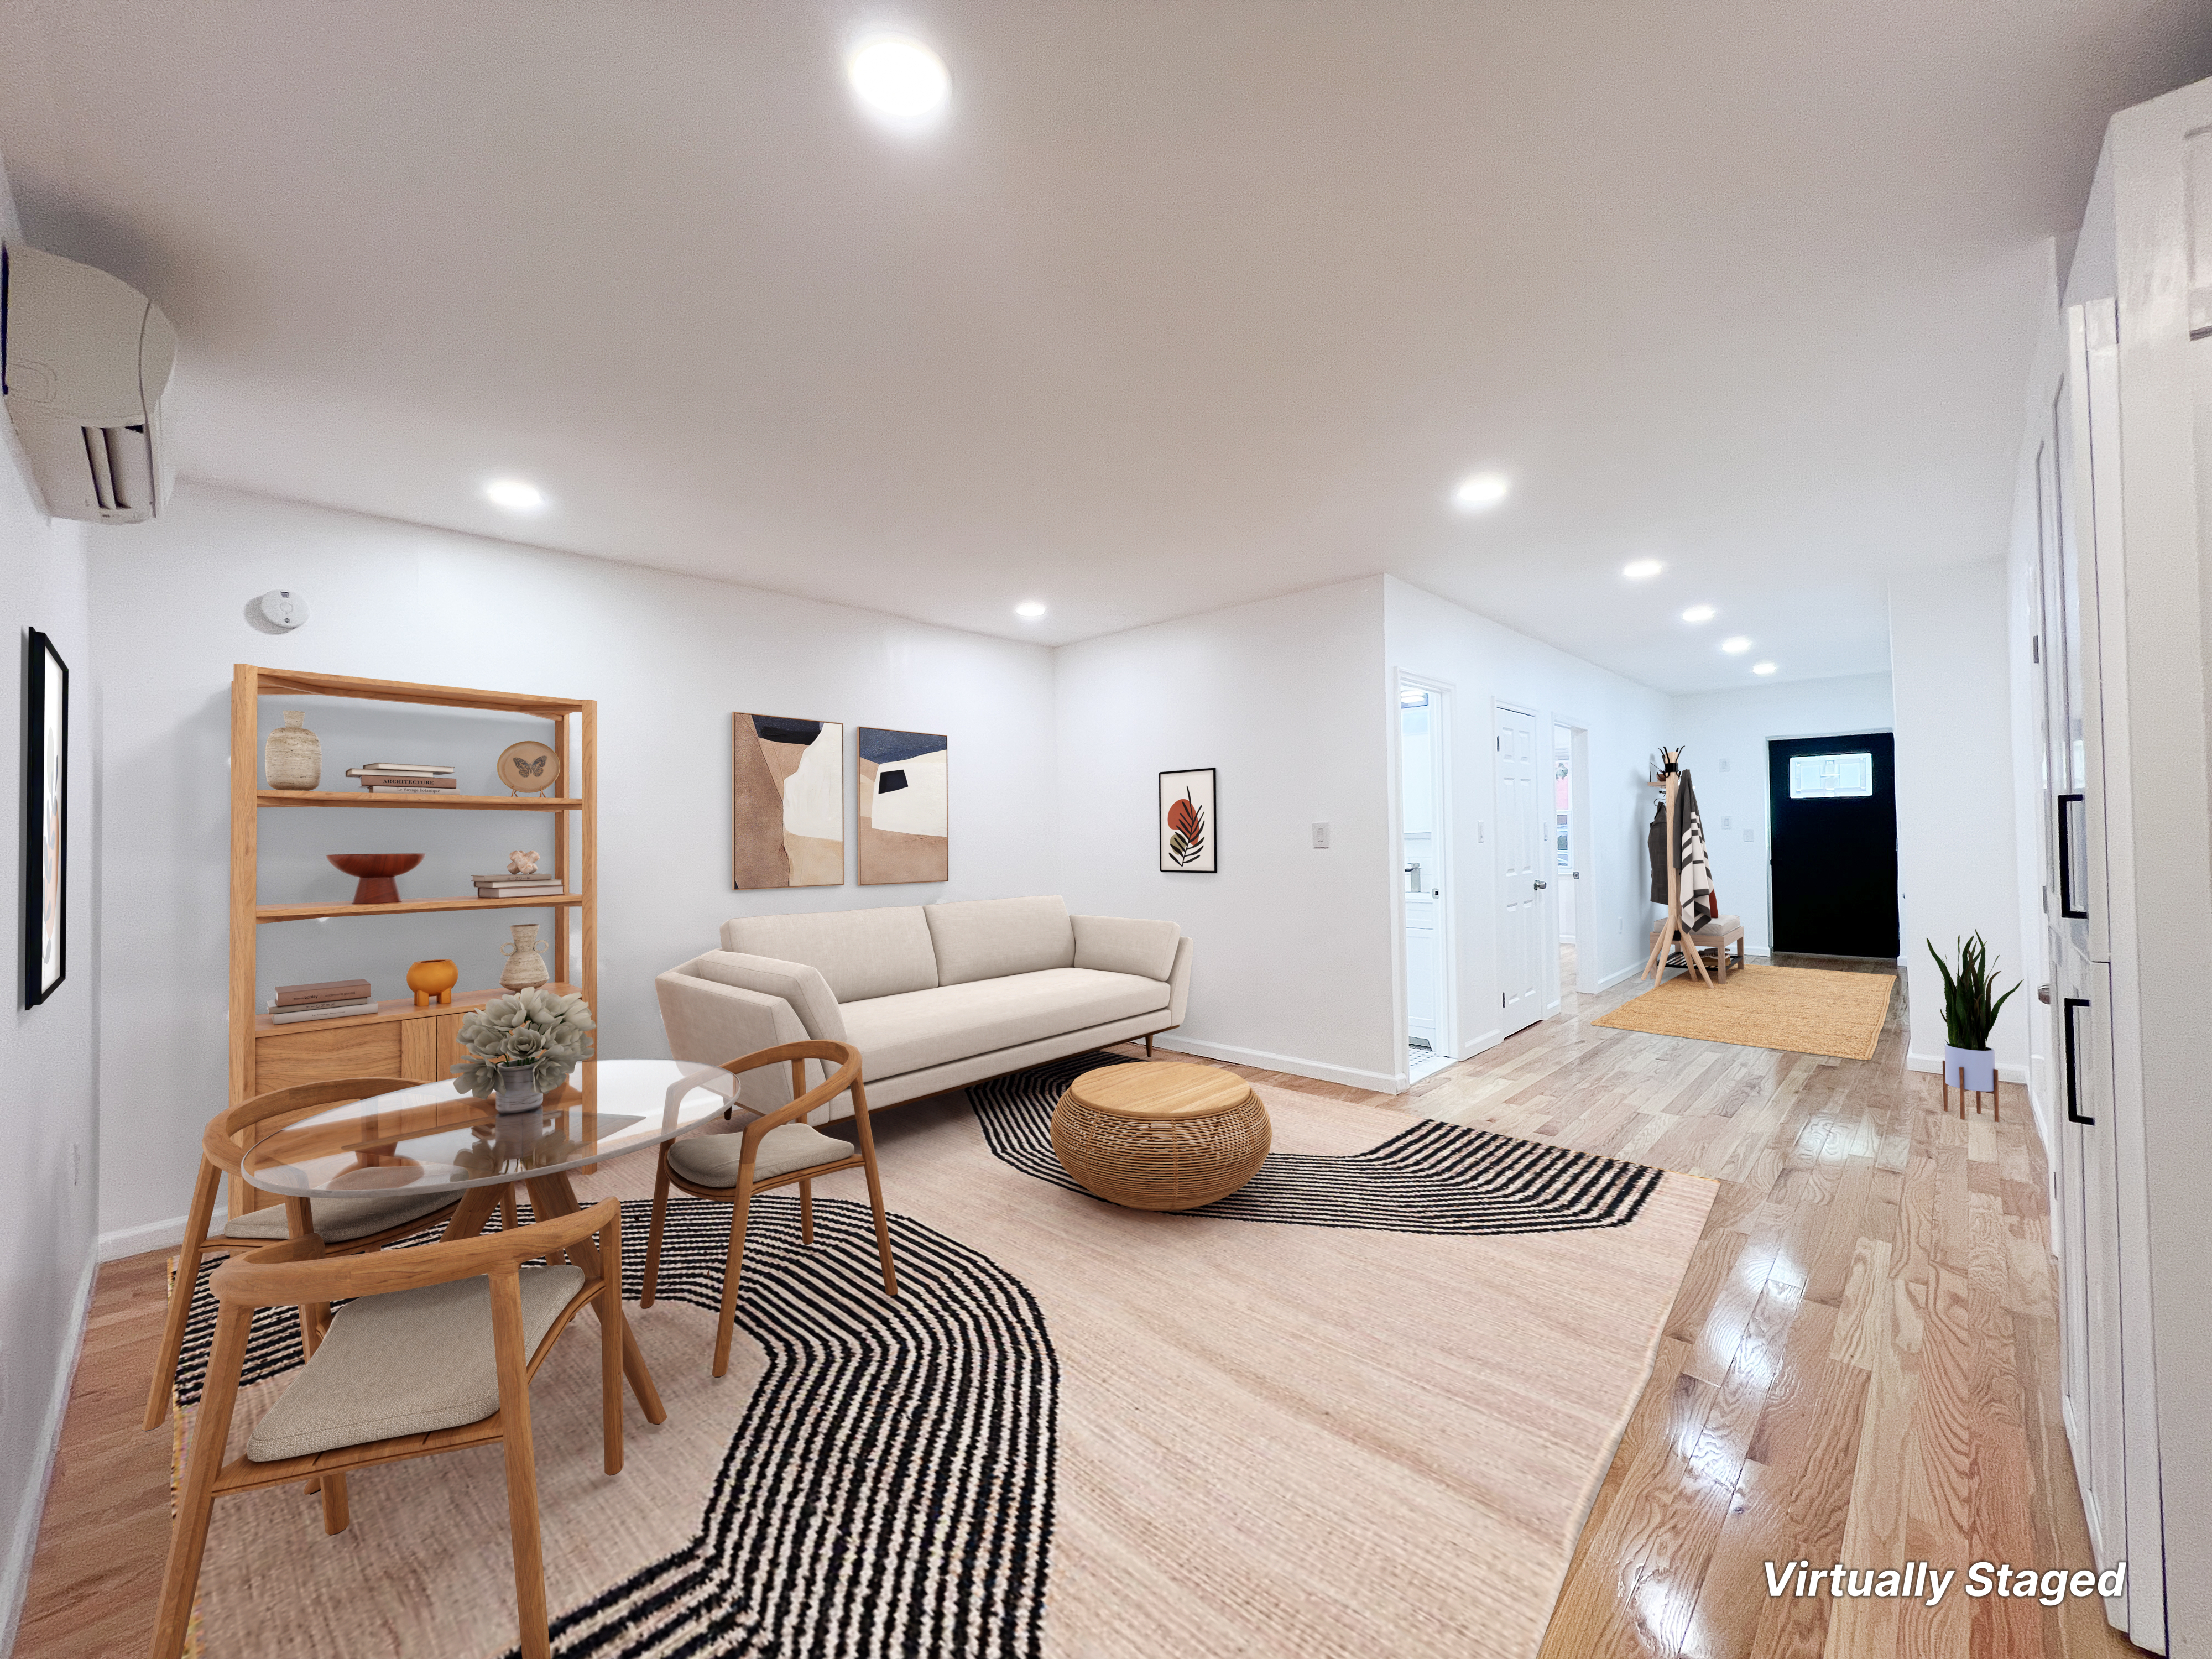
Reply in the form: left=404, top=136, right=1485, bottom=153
left=1405, top=890, right=1437, bottom=1044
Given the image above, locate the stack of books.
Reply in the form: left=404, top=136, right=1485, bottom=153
left=345, top=763, right=458, bottom=794
left=268, top=979, right=376, bottom=1023
left=474, top=870, right=565, bottom=899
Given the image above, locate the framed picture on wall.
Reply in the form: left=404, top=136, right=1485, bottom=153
left=858, top=727, right=950, bottom=885
left=22, top=629, right=68, bottom=1009
left=732, top=714, right=845, bottom=888
left=1159, top=768, right=1215, bottom=872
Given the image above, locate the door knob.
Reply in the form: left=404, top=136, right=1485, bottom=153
left=1533, top=879, right=1549, bottom=890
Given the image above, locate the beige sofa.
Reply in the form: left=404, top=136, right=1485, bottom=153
left=655, top=895, right=1192, bottom=1119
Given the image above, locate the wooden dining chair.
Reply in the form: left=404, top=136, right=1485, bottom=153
left=639, top=1040, right=898, bottom=1378
left=149, top=1199, right=625, bottom=1659
left=143, top=1077, right=466, bottom=1432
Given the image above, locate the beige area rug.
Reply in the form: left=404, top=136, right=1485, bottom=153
left=168, top=1063, right=1713, bottom=1659
left=1594, top=962, right=1896, bottom=1060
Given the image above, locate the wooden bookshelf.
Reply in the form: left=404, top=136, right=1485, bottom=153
left=255, top=791, right=586, bottom=812
left=229, top=666, right=597, bottom=1209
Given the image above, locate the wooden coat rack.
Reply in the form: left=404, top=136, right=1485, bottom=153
left=1642, top=768, right=1714, bottom=986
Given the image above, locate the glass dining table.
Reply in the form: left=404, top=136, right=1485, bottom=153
left=239, top=1058, right=744, bottom=1423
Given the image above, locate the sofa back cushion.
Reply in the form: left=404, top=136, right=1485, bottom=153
left=720, top=906, right=938, bottom=1003
left=923, top=896, right=1076, bottom=987
left=1071, top=914, right=1181, bottom=982
left=686, top=951, right=850, bottom=1042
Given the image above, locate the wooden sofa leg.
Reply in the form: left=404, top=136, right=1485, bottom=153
left=1144, top=1034, right=1154, bottom=1057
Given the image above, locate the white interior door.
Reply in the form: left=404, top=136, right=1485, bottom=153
left=1495, top=703, right=1544, bottom=1035
left=1401, top=688, right=1446, bottom=1053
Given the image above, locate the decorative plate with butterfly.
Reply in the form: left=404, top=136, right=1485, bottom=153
left=496, top=740, right=561, bottom=797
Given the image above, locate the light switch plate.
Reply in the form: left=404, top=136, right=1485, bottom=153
left=1311, top=822, right=1331, bottom=849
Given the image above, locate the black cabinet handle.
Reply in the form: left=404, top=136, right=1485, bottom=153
left=2057, top=794, right=2089, bottom=920
left=2063, top=996, right=2095, bottom=1125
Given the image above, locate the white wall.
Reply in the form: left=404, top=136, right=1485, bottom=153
left=1669, top=674, right=1896, bottom=956
left=1054, top=578, right=1396, bottom=1090
left=1383, top=577, right=1676, bottom=1057
left=1888, top=562, right=2030, bottom=1079
left=0, top=163, right=101, bottom=1658
left=86, top=483, right=1058, bottom=1244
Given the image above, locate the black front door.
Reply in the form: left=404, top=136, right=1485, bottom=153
left=1767, top=733, right=1899, bottom=958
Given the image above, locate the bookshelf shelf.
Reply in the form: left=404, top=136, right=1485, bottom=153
left=229, top=665, right=597, bottom=1217
left=255, top=894, right=586, bottom=924
left=257, top=791, right=585, bottom=812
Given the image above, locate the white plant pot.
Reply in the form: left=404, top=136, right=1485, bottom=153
left=1942, top=1044, right=1996, bottom=1093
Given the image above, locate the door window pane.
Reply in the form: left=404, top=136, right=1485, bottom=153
left=1789, top=752, right=1874, bottom=799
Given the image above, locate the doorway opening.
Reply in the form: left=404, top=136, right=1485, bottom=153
left=1399, top=680, right=1455, bottom=1082
left=1553, top=721, right=1595, bottom=999
left=1766, top=732, right=1900, bottom=958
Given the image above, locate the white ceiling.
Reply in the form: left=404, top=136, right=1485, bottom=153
left=4, top=1, right=2209, bottom=691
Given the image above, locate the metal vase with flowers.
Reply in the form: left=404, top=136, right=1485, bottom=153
left=452, top=986, right=597, bottom=1114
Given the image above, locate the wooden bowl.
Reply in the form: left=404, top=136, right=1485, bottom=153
left=327, top=852, right=424, bottom=905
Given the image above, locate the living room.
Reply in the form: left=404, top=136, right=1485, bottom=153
left=6, top=8, right=2212, bottom=1659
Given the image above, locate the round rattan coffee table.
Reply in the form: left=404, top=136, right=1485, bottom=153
left=1050, top=1062, right=1271, bottom=1211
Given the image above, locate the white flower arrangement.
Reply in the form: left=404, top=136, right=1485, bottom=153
left=452, top=986, right=596, bottom=1096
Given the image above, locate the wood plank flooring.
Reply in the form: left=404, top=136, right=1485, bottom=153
left=18, top=952, right=2140, bottom=1658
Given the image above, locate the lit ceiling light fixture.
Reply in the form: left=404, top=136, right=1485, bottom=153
left=1720, top=635, right=1751, bottom=654
left=1451, top=471, right=1511, bottom=513
left=846, top=34, right=951, bottom=128
left=1681, top=604, right=1715, bottom=623
left=483, top=478, right=547, bottom=513
left=1752, top=661, right=1778, bottom=675
left=1622, top=558, right=1664, bottom=580
left=1014, top=601, right=1046, bottom=619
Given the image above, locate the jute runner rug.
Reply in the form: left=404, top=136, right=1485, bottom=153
left=1594, top=962, right=1896, bottom=1060
left=168, top=1057, right=1711, bottom=1659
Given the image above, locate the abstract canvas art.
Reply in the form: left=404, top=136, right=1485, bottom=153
left=859, top=727, right=948, bottom=885
left=1159, top=768, right=1215, bottom=873
left=732, top=715, right=844, bottom=888
left=22, top=630, right=67, bottom=1008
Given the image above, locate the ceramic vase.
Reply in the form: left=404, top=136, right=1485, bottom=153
left=1943, top=1044, right=1996, bottom=1093
left=500, top=923, right=550, bottom=990
left=264, top=711, right=321, bottom=791
left=494, top=1063, right=544, bottom=1115
left=406, top=958, right=459, bottom=1008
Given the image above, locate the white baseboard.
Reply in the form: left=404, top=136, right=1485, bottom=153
left=0, top=1249, right=98, bottom=1659
left=98, top=1208, right=223, bottom=1264
left=1588, top=961, right=1641, bottom=993
left=1150, top=1036, right=1400, bottom=1094
left=1905, top=1051, right=2030, bottom=1085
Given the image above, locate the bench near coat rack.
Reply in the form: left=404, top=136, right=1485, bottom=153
left=1642, top=758, right=1714, bottom=987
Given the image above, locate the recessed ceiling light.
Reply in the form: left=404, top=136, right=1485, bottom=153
left=1014, top=601, right=1046, bottom=619
left=846, top=35, right=951, bottom=127
left=1720, top=635, right=1751, bottom=654
left=1623, top=559, right=1664, bottom=580
left=1681, top=604, right=1716, bottom=624
left=483, top=478, right=547, bottom=513
left=1451, top=472, right=1511, bottom=513
left=1752, top=661, right=1778, bottom=675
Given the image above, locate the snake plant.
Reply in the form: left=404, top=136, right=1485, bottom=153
left=1926, top=933, right=2019, bottom=1051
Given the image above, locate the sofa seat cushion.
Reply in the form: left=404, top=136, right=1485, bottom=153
left=225, top=1187, right=455, bottom=1244
left=841, top=967, right=1171, bottom=1081
left=669, top=1122, right=855, bottom=1189
left=246, top=1264, right=585, bottom=1462
left=720, top=905, right=938, bottom=1002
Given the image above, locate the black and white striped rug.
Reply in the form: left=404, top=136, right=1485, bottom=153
left=968, top=1052, right=1662, bottom=1235
left=171, top=1194, right=1058, bottom=1659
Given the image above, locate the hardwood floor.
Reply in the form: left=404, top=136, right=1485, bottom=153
left=18, top=959, right=2138, bottom=1658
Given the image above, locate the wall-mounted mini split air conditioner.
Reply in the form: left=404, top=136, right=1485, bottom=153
left=1, top=240, right=176, bottom=524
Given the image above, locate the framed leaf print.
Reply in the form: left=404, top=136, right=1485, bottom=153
left=23, top=629, right=67, bottom=1008
left=1159, top=768, right=1215, bottom=873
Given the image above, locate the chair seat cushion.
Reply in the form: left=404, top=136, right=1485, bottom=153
left=224, top=1186, right=455, bottom=1245
left=839, top=968, right=1172, bottom=1081
left=669, top=1122, right=855, bottom=1190
left=1689, top=915, right=1744, bottom=940
left=244, top=1264, right=586, bottom=1462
